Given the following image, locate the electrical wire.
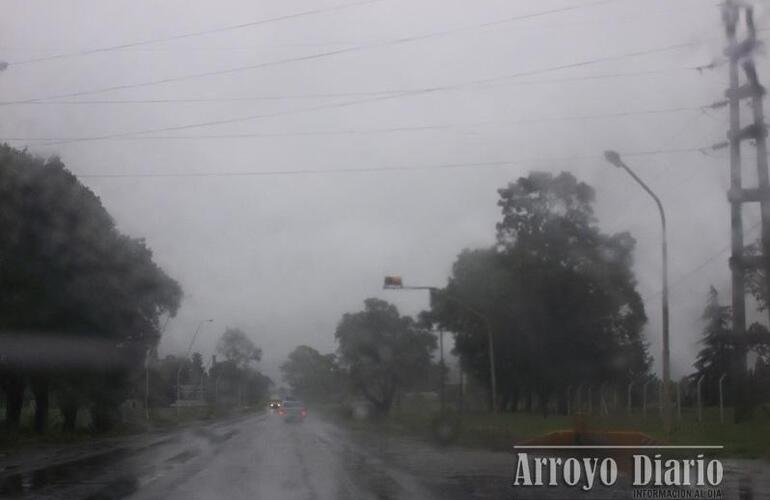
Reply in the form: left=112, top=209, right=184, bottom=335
left=2, top=104, right=707, bottom=142
left=0, top=66, right=697, bottom=106
left=642, top=220, right=762, bottom=304
left=27, top=41, right=708, bottom=147
left=7, top=0, right=386, bottom=66
left=70, top=147, right=706, bottom=179
left=2, top=1, right=676, bottom=106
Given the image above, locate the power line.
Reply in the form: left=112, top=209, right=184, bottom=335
left=30, top=42, right=710, bottom=147
left=642, top=221, right=762, bottom=304
left=0, top=66, right=698, bottom=106
left=71, top=147, right=706, bottom=179
left=2, top=0, right=657, bottom=105
left=603, top=108, right=718, bottom=228
left=1, top=0, right=720, bottom=58
left=7, top=0, right=385, bottom=66
left=3, top=104, right=707, bottom=142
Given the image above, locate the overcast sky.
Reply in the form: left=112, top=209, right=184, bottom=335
left=2, top=0, right=768, bottom=382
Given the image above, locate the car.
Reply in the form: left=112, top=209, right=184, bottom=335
left=278, top=400, right=307, bottom=423
left=268, top=399, right=282, bottom=410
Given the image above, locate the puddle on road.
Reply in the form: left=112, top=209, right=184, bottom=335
left=0, top=447, right=133, bottom=497
left=82, top=475, right=139, bottom=500
left=339, top=444, right=401, bottom=500
left=164, top=449, right=198, bottom=465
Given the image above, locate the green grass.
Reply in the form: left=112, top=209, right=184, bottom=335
left=0, top=405, right=263, bottom=450
left=334, top=405, right=770, bottom=459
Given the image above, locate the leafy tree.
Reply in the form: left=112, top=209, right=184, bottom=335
left=0, top=146, right=181, bottom=431
left=335, top=298, right=436, bottom=414
left=216, top=328, right=262, bottom=369
left=147, top=355, right=188, bottom=407
left=210, top=329, right=268, bottom=408
left=693, top=287, right=733, bottom=405
left=209, top=359, right=271, bottom=408
left=431, top=172, right=650, bottom=414
left=281, top=346, right=341, bottom=402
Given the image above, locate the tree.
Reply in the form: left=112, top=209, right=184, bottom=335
left=216, top=328, right=262, bottom=369
left=0, top=145, right=182, bottom=431
left=209, top=359, right=272, bottom=408
left=281, top=346, right=341, bottom=402
left=147, top=355, right=188, bottom=408
left=693, top=287, right=733, bottom=405
left=211, top=329, right=267, bottom=408
left=335, top=298, right=436, bottom=415
left=430, top=171, right=650, bottom=414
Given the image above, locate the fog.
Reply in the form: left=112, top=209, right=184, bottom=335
left=0, top=0, right=763, bottom=381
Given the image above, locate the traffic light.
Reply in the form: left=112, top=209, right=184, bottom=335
left=383, top=276, right=403, bottom=288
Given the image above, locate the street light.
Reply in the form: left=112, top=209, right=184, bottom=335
left=604, top=150, right=671, bottom=433
left=383, top=276, right=498, bottom=413
left=176, top=319, right=213, bottom=416
left=145, top=315, right=172, bottom=421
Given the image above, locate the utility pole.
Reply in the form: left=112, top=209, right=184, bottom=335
left=438, top=329, right=445, bottom=414
left=145, top=348, right=151, bottom=421
left=722, top=0, right=765, bottom=422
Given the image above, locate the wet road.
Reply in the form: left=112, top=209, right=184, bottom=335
left=0, top=413, right=447, bottom=500
left=2, top=412, right=769, bottom=499
left=130, top=413, right=439, bottom=500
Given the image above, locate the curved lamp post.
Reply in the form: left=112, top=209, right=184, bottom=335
left=604, top=150, right=671, bottom=433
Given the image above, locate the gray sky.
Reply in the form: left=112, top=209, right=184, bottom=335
left=2, top=0, right=767, bottom=382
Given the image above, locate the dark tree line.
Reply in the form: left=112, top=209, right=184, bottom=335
left=426, top=172, right=651, bottom=414
left=0, top=145, right=182, bottom=432
left=283, top=171, right=653, bottom=417
left=143, top=328, right=271, bottom=410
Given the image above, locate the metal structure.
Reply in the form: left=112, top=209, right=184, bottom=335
left=722, top=0, right=768, bottom=422
left=697, top=375, right=705, bottom=422
left=604, top=151, right=672, bottom=433
left=176, top=319, right=213, bottom=416
left=383, top=276, right=498, bottom=413
left=719, top=373, right=727, bottom=424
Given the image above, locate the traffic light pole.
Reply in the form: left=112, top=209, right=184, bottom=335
left=384, top=278, right=498, bottom=413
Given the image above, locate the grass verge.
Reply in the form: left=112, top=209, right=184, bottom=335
left=330, top=405, right=770, bottom=459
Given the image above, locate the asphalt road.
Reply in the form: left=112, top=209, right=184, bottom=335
left=1, top=412, right=460, bottom=500
left=130, top=413, right=441, bottom=500
left=2, top=412, right=769, bottom=499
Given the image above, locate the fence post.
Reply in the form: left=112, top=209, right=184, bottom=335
left=587, top=386, right=593, bottom=415
left=676, top=380, right=682, bottom=422
left=600, top=383, right=608, bottom=416
left=566, top=385, right=572, bottom=416
left=697, top=375, right=705, bottom=422
left=719, top=373, right=727, bottom=424
left=627, top=381, right=634, bottom=416
left=643, top=381, right=650, bottom=419
left=659, top=380, right=664, bottom=418
left=576, top=384, right=583, bottom=413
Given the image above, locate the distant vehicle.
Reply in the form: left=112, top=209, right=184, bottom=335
left=278, top=399, right=307, bottom=423
left=268, top=399, right=282, bottom=410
